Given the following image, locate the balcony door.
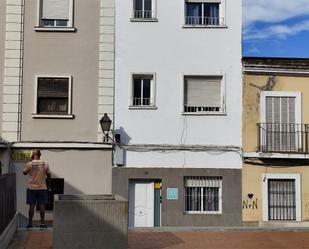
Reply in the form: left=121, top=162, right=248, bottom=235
left=261, top=92, right=301, bottom=153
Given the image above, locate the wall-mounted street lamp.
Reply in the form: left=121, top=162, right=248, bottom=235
left=100, top=113, right=112, bottom=143
left=99, top=113, right=123, bottom=165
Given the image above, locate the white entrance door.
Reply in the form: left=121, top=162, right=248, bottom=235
left=129, top=181, right=154, bottom=227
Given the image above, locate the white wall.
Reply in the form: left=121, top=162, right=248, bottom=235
left=115, top=0, right=242, bottom=168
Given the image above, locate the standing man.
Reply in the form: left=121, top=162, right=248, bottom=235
left=23, top=149, right=51, bottom=229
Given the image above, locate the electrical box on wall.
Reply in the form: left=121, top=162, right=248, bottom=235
left=114, top=147, right=125, bottom=166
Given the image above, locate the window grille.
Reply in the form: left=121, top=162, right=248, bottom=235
left=184, top=176, right=222, bottom=214
left=268, top=179, right=296, bottom=220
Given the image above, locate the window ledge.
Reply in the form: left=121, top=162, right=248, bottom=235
left=182, top=112, right=226, bottom=116
left=130, top=18, right=158, bottom=22
left=34, top=27, right=77, bottom=32
left=32, top=114, right=75, bottom=119
left=129, top=106, right=157, bottom=110
left=182, top=25, right=227, bottom=29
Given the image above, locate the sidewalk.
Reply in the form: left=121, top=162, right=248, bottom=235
left=7, top=228, right=309, bottom=249
left=7, top=229, right=52, bottom=249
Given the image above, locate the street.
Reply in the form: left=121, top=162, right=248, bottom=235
left=8, top=229, right=309, bottom=249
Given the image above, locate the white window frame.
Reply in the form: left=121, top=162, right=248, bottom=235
left=32, top=75, right=73, bottom=119
left=34, top=0, right=76, bottom=31
left=184, top=176, right=223, bottom=215
left=262, top=173, right=301, bottom=222
left=130, top=0, right=157, bottom=21
left=129, top=73, right=156, bottom=109
left=183, top=0, right=226, bottom=28
left=182, top=74, right=226, bottom=115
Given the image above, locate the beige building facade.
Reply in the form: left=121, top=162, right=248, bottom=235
left=0, top=0, right=115, bottom=225
left=243, top=58, right=309, bottom=225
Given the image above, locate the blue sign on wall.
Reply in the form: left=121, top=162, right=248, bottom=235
left=167, top=188, right=178, bottom=200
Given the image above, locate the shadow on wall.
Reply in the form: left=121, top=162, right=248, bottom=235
left=53, top=194, right=128, bottom=249
left=114, top=127, right=132, bottom=145
left=128, top=232, right=184, bottom=249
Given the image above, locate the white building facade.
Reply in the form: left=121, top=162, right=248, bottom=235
left=113, top=0, right=243, bottom=227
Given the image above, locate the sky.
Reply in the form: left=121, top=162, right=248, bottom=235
left=243, top=0, right=309, bottom=58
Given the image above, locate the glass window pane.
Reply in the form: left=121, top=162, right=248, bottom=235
left=142, top=79, right=151, bottom=105
left=133, top=78, right=142, bottom=105
left=134, top=0, right=143, bottom=11
left=144, top=0, right=152, bottom=11
left=37, top=98, right=68, bottom=114
left=186, top=3, right=202, bottom=25
left=56, top=19, right=68, bottom=27
left=203, top=187, right=219, bottom=211
left=38, top=78, right=69, bottom=97
left=42, top=19, right=55, bottom=27
left=204, top=3, right=219, bottom=25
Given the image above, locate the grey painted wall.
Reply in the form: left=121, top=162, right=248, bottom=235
left=0, top=1, right=6, bottom=135
left=113, top=168, right=242, bottom=227
left=15, top=149, right=112, bottom=220
left=21, top=0, right=100, bottom=142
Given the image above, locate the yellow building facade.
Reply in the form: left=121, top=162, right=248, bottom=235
left=243, top=58, right=309, bottom=225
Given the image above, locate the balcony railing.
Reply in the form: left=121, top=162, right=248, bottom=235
left=132, top=10, right=155, bottom=19
left=132, top=97, right=152, bottom=106
left=257, top=123, right=309, bottom=153
left=184, top=105, right=221, bottom=113
left=185, top=16, right=224, bottom=26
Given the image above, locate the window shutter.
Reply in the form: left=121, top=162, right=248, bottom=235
left=265, top=96, right=296, bottom=123
left=185, top=76, right=221, bottom=108
left=42, top=0, right=70, bottom=19
left=186, top=0, right=221, bottom=3
left=185, top=177, right=222, bottom=187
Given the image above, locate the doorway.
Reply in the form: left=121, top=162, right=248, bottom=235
left=129, top=180, right=161, bottom=227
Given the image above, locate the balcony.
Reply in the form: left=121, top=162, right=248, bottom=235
left=184, top=16, right=225, bottom=26
left=257, top=123, right=309, bottom=154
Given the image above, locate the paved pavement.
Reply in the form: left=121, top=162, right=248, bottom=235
left=7, top=229, right=309, bottom=249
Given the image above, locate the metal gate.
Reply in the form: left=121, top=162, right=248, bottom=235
left=268, top=179, right=296, bottom=220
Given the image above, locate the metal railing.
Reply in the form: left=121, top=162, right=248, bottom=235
left=0, top=173, right=16, bottom=235
left=257, top=123, right=309, bottom=153
left=132, top=97, right=152, bottom=106
left=184, top=105, right=221, bottom=113
left=132, top=10, right=155, bottom=19
left=185, top=16, right=224, bottom=26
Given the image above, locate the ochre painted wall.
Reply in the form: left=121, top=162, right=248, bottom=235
left=243, top=74, right=309, bottom=152
left=242, top=163, right=309, bottom=222
left=243, top=73, right=309, bottom=222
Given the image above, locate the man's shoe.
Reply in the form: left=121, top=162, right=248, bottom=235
left=26, top=224, right=33, bottom=229
left=40, top=224, right=47, bottom=229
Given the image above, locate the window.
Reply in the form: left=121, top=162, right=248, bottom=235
left=260, top=92, right=302, bottom=152
left=184, top=76, right=224, bottom=114
left=131, top=74, right=155, bottom=107
left=184, top=176, right=222, bottom=214
left=35, top=77, right=72, bottom=116
left=185, top=0, right=223, bottom=26
left=132, top=0, right=156, bottom=20
left=38, top=0, right=73, bottom=28
left=262, top=173, right=301, bottom=222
